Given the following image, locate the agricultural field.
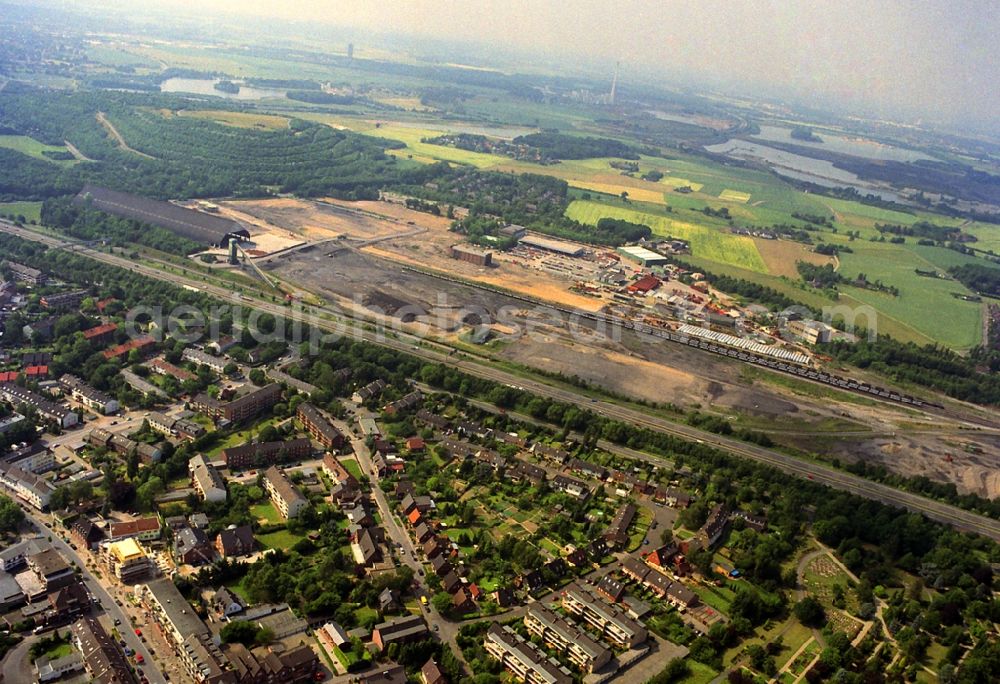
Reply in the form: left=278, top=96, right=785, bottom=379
left=0, top=201, right=43, bottom=222
left=299, top=116, right=512, bottom=167
left=566, top=199, right=767, bottom=272
left=661, top=176, right=704, bottom=192
left=719, top=189, right=752, bottom=203
left=157, top=108, right=291, bottom=130
left=571, top=181, right=666, bottom=204
left=835, top=241, right=983, bottom=349
left=85, top=45, right=160, bottom=68
left=753, top=237, right=835, bottom=278
left=0, top=134, right=77, bottom=166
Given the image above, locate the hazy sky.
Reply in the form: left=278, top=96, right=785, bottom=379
left=109, top=1, right=1000, bottom=129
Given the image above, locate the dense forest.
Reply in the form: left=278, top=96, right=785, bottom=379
left=413, top=167, right=648, bottom=245
left=595, top=217, right=653, bottom=242
left=512, top=131, right=641, bottom=159
left=949, top=263, right=1000, bottom=296
left=876, top=221, right=971, bottom=243
left=0, top=85, right=408, bottom=200
left=797, top=262, right=846, bottom=289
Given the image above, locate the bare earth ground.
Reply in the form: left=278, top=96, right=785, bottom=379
left=218, top=198, right=421, bottom=241
left=322, top=198, right=454, bottom=229
left=256, top=200, right=1000, bottom=499
left=821, top=433, right=1000, bottom=500
left=753, top=237, right=836, bottom=278
left=229, top=197, right=605, bottom=312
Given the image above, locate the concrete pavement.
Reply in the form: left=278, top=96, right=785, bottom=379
left=1, top=634, right=38, bottom=684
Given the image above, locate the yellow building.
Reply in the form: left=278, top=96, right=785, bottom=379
left=105, top=538, right=152, bottom=584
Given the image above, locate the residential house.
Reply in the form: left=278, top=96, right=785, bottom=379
left=263, top=466, right=309, bottom=519
left=297, top=402, right=345, bottom=450
left=221, top=438, right=311, bottom=469
left=215, top=525, right=256, bottom=559
left=372, top=614, right=429, bottom=651
left=212, top=587, right=245, bottom=619
left=451, top=587, right=475, bottom=614
left=173, top=526, right=215, bottom=566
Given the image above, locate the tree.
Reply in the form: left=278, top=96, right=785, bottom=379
left=220, top=621, right=261, bottom=646
left=794, top=596, right=826, bottom=627
left=135, top=476, right=165, bottom=511
left=648, top=658, right=691, bottom=683
left=0, top=496, right=24, bottom=534
left=432, top=592, right=452, bottom=616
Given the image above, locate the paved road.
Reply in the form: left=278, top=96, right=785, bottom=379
left=18, top=508, right=166, bottom=684
left=1, top=633, right=37, bottom=684
left=3, top=220, right=998, bottom=541
left=334, top=409, right=468, bottom=666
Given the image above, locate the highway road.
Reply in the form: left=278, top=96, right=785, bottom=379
left=3, top=220, right=998, bottom=541
left=17, top=507, right=165, bottom=684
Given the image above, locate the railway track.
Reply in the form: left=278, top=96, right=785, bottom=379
left=2, top=220, right=998, bottom=540
left=401, top=266, right=944, bottom=411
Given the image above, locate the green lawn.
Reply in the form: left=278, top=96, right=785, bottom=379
left=341, top=457, right=364, bottom=480
left=0, top=201, right=43, bottom=222
left=680, top=660, right=719, bottom=684
left=43, top=641, right=74, bottom=660
left=258, top=528, right=305, bottom=549
left=226, top=577, right=251, bottom=602
left=250, top=502, right=282, bottom=524
left=567, top=199, right=767, bottom=272
left=353, top=605, right=379, bottom=626
left=836, top=241, right=982, bottom=350
left=692, top=583, right=734, bottom=613
left=0, top=135, right=76, bottom=166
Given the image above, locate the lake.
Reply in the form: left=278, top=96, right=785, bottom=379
left=752, top=125, right=936, bottom=163
left=705, top=138, right=905, bottom=203
left=159, top=78, right=287, bottom=101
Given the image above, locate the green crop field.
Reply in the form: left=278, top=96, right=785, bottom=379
left=86, top=45, right=160, bottom=68
left=720, top=189, right=752, bottom=203
left=836, top=241, right=983, bottom=349
left=0, top=201, right=43, bottom=222
left=567, top=199, right=767, bottom=272
left=0, top=135, right=76, bottom=166
left=963, top=222, right=1000, bottom=253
